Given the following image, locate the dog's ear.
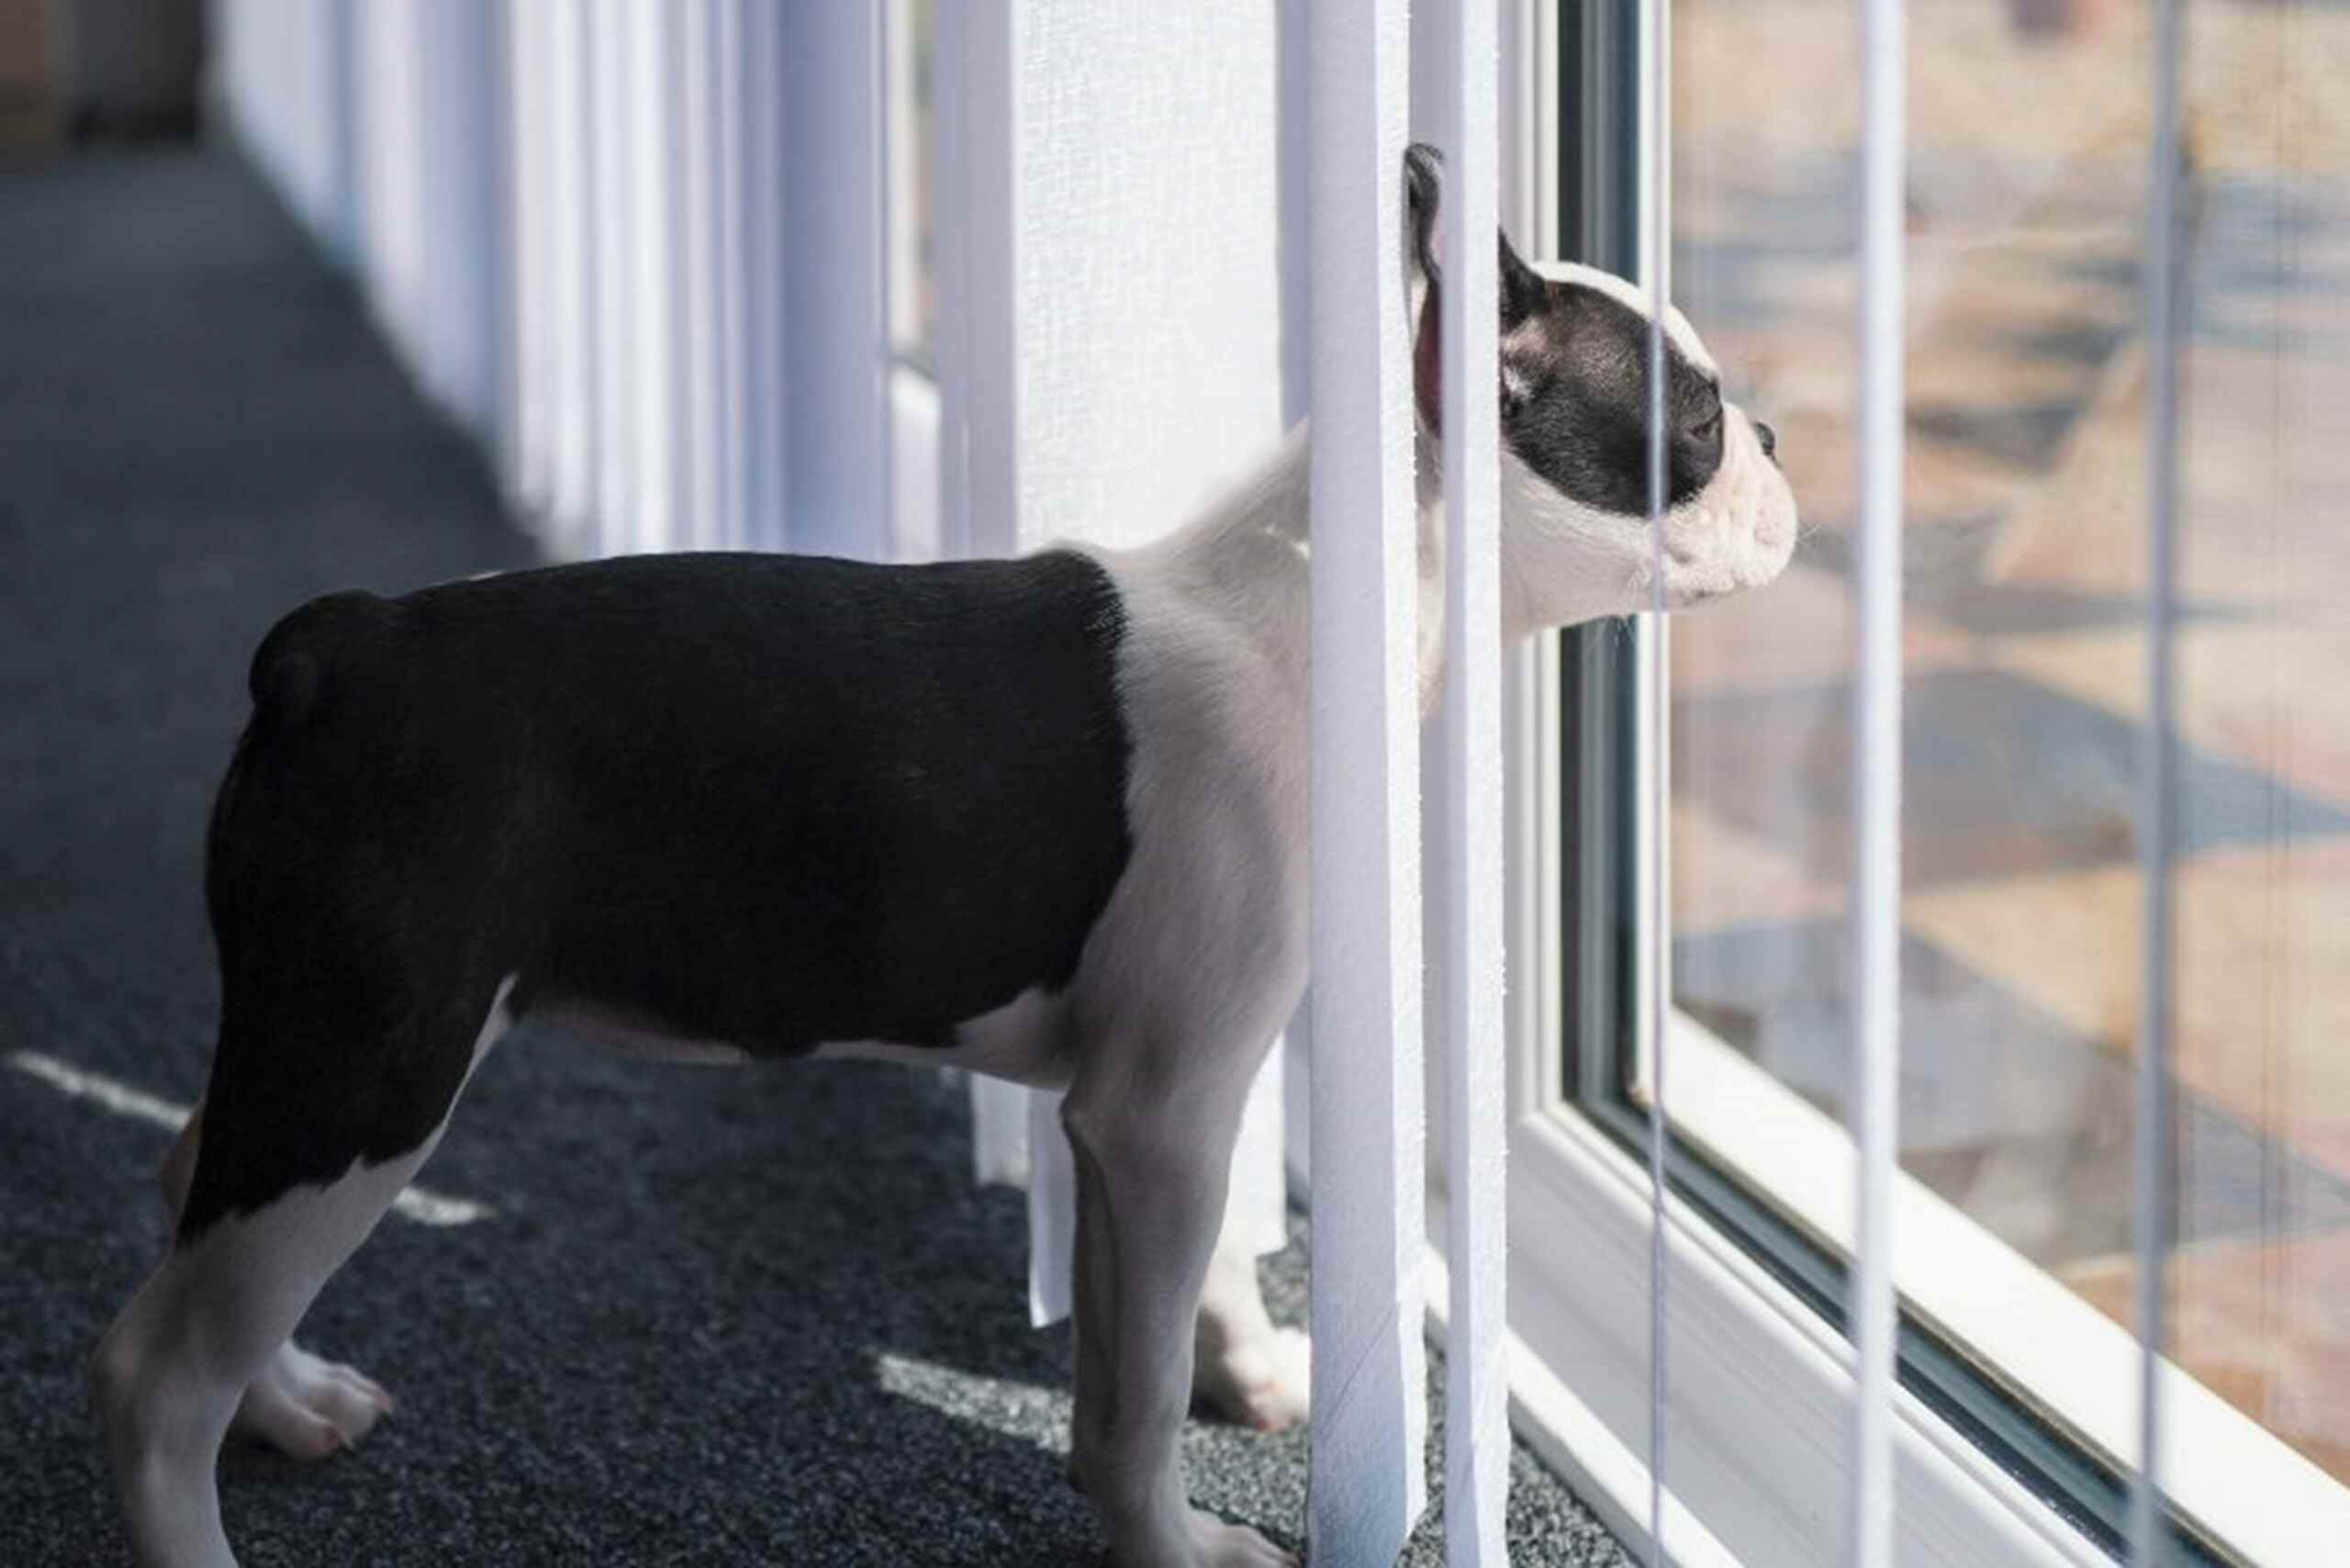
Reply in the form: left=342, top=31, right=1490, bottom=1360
left=1407, top=141, right=1552, bottom=428
left=1404, top=142, right=1443, bottom=285
left=1404, top=140, right=1547, bottom=318
left=1498, top=224, right=1546, bottom=331
left=1495, top=229, right=1551, bottom=419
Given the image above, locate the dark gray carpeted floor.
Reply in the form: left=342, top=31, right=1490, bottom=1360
left=0, top=145, right=1634, bottom=1568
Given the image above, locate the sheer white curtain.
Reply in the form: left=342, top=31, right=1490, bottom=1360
left=215, top=0, right=889, bottom=565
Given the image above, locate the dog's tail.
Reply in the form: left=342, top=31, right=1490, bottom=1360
left=244, top=588, right=394, bottom=734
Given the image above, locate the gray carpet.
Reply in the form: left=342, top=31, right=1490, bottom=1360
left=0, top=144, right=1634, bottom=1568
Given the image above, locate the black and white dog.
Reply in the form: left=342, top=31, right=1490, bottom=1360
left=92, top=146, right=1795, bottom=1568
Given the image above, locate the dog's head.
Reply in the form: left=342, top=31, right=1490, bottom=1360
left=1403, top=144, right=1796, bottom=636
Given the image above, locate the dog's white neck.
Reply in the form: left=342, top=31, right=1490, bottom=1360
left=1125, top=420, right=1449, bottom=715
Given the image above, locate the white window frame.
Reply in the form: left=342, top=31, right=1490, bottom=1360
left=1661, top=1012, right=2350, bottom=1566
left=1494, top=641, right=2119, bottom=1568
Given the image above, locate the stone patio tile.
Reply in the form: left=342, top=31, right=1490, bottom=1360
left=1671, top=797, right=1842, bottom=939
left=1670, top=917, right=2350, bottom=1267
left=2057, top=1229, right=2350, bottom=1487
left=1986, top=319, right=2350, bottom=610
left=1679, top=0, right=2350, bottom=183
left=1903, top=339, right=2111, bottom=427
left=1902, top=846, right=2350, bottom=1185
left=1673, top=666, right=2350, bottom=887
left=1668, top=560, right=1974, bottom=699
left=1991, top=620, right=2350, bottom=809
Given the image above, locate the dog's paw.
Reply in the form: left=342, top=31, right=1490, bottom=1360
left=229, top=1340, right=395, bottom=1462
left=1193, top=1326, right=1310, bottom=1433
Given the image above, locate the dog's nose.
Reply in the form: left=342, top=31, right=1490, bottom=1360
left=1754, top=420, right=1777, bottom=461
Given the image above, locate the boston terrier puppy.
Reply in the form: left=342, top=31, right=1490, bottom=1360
left=91, top=145, right=1795, bottom=1568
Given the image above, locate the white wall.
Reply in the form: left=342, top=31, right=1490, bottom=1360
left=1006, top=6, right=1288, bottom=549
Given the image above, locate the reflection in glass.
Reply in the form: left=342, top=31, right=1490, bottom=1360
left=1667, top=0, right=2350, bottom=1486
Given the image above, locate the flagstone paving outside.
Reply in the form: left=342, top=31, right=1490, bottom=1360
left=1662, top=0, right=2350, bottom=1491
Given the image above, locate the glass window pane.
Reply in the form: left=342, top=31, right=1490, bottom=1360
left=1664, top=0, right=2350, bottom=1495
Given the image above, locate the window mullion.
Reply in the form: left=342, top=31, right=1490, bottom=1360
left=1306, top=0, right=1430, bottom=1559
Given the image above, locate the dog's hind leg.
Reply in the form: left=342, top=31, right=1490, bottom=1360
left=151, top=1101, right=401, bottom=1464
left=91, top=978, right=515, bottom=1568
left=1191, top=1204, right=1309, bottom=1433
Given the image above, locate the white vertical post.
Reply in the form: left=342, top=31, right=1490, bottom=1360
left=1638, top=2, right=1674, bottom=1562
left=930, top=0, right=1009, bottom=569
left=586, top=0, right=633, bottom=555
left=1847, top=0, right=1907, bottom=1557
left=348, top=2, right=424, bottom=387
left=881, top=0, right=923, bottom=360
left=1437, top=0, right=1508, bottom=1559
left=506, top=0, right=555, bottom=524
left=711, top=0, right=754, bottom=552
left=676, top=0, right=726, bottom=554
left=428, top=0, right=505, bottom=455
left=1308, top=0, right=1428, bottom=1560
left=931, top=0, right=1023, bottom=1196
left=2132, top=0, right=2185, bottom=1559
left=736, top=1, right=789, bottom=554
left=215, top=0, right=355, bottom=265
left=780, top=7, right=892, bottom=563
left=542, top=0, right=598, bottom=557
left=623, top=0, right=677, bottom=554
left=339, top=0, right=503, bottom=450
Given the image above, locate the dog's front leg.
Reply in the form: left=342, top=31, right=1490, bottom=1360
left=1063, top=1081, right=1297, bottom=1568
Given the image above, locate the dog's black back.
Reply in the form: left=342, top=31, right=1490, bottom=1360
left=185, top=551, right=1134, bottom=1237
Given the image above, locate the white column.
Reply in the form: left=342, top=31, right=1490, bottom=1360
left=673, top=0, right=726, bottom=554
left=931, top=0, right=1018, bottom=1200
left=732, top=0, right=789, bottom=553
left=1638, top=3, right=1676, bottom=1559
left=1307, top=1, right=1429, bottom=1562
left=709, top=0, right=750, bottom=553
left=621, top=0, right=678, bottom=554
left=338, top=0, right=505, bottom=446
left=1847, top=0, right=1907, bottom=1559
left=1433, top=0, right=1510, bottom=1559
left=541, top=0, right=599, bottom=557
left=585, top=0, right=633, bottom=556
left=2131, top=0, right=2185, bottom=1560
left=505, top=0, right=554, bottom=525
left=780, top=6, right=892, bottom=563
left=931, top=0, right=1016, bottom=566
left=214, top=0, right=354, bottom=262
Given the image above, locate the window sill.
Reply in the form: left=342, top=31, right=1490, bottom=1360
left=1658, top=1008, right=2350, bottom=1567
left=1490, top=1081, right=2116, bottom=1568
